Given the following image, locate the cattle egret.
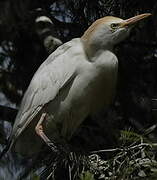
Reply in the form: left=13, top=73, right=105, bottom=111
left=1, top=13, right=151, bottom=157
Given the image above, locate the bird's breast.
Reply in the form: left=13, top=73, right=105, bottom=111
left=68, top=58, right=118, bottom=113
left=89, top=60, right=118, bottom=113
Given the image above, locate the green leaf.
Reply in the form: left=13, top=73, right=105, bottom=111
left=80, top=171, right=95, bottom=180
left=31, top=174, right=40, bottom=180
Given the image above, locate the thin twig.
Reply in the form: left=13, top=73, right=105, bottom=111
left=90, top=143, right=151, bottom=154
left=90, top=148, right=123, bottom=154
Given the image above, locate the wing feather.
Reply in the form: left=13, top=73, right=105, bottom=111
left=11, top=38, right=85, bottom=140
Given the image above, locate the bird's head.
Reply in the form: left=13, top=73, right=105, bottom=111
left=81, top=13, right=151, bottom=57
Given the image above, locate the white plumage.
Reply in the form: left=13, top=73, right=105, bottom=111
left=8, top=13, right=151, bottom=156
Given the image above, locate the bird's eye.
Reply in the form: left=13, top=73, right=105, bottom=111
left=110, top=23, right=119, bottom=29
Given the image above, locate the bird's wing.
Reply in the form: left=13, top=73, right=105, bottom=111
left=11, top=38, right=86, bottom=141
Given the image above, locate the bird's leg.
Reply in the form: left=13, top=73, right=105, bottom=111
left=35, top=113, right=58, bottom=152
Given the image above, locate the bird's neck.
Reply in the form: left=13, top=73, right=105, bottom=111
left=81, top=38, right=114, bottom=61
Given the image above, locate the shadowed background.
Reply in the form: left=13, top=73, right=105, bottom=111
left=0, top=0, right=157, bottom=179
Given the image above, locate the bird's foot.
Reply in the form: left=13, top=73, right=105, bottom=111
left=35, top=113, right=58, bottom=152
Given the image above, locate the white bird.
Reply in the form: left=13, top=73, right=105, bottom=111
left=3, top=13, right=151, bottom=157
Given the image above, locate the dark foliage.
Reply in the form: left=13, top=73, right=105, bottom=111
left=0, top=0, right=157, bottom=179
